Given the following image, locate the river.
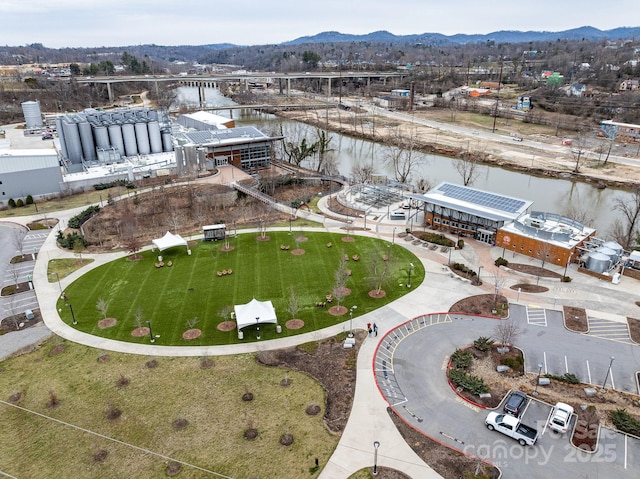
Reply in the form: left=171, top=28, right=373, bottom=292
left=175, top=87, right=627, bottom=235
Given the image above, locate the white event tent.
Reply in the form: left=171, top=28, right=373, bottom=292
left=234, top=298, right=278, bottom=330
left=152, top=231, right=188, bottom=252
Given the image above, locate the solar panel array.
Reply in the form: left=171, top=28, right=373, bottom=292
left=439, top=183, right=526, bottom=213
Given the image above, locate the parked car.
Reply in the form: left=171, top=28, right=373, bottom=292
left=512, top=136, right=523, bottom=142
left=503, top=391, right=528, bottom=417
left=42, top=133, right=53, bottom=140
left=548, top=402, right=574, bottom=434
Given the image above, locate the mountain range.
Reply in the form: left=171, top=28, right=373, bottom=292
left=278, top=26, right=640, bottom=47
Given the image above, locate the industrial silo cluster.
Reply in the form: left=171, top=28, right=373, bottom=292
left=21, top=101, right=44, bottom=129
left=584, top=241, right=624, bottom=274
left=56, top=108, right=173, bottom=165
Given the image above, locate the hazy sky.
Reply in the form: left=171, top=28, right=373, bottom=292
left=2, top=0, right=637, bottom=48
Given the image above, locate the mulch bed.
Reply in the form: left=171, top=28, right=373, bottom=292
left=285, top=319, right=304, bottom=330
left=341, top=236, right=355, bottom=242
left=296, top=236, right=309, bottom=242
left=256, top=235, right=271, bottom=242
left=449, top=294, right=508, bottom=317
left=97, top=318, right=117, bottom=329
left=328, top=305, right=347, bottom=316
left=510, top=283, right=549, bottom=293
left=182, top=329, right=202, bottom=340
left=127, top=254, right=143, bottom=261
left=563, top=306, right=588, bottom=332
left=368, top=289, right=387, bottom=298
left=217, top=321, right=236, bottom=332
left=49, top=344, right=65, bottom=356
left=131, top=327, right=149, bottom=337
left=220, top=245, right=235, bottom=252
left=627, top=317, right=640, bottom=343
left=291, top=249, right=305, bottom=255
left=504, top=263, right=563, bottom=279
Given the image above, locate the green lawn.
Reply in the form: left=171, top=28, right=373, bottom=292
left=59, top=231, right=423, bottom=345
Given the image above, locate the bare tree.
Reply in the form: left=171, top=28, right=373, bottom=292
left=536, top=242, right=553, bottom=270
left=4, top=294, right=20, bottom=330
left=332, top=254, right=350, bottom=307
left=96, top=298, right=109, bottom=320
left=185, top=317, right=199, bottom=329
left=383, top=126, right=421, bottom=184
left=492, top=269, right=509, bottom=306
left=367, top=254, right=390, bottom=295
left=494, top=319, right=520, bottom=352
left=350, top=159, right=374, bottom=184
left=612, top=188, right=640, bottom=249
left=454, top=143, right=481, bottom=186
left=12, top=229, right=26, bottom=259
left=286, top=285, right=301, bottom=320
left=571, top=132, right=589, bottom=173
left=9, top=262, right=20, bottom=289
left=134, top=308, right=144, bottom=328
left=218, top=305, right=233, bottom=322
left=562, top=204, right=594, bottom=227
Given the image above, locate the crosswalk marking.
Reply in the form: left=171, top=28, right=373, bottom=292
left=587, top=317, right=634, bottom=343
left=526, top=306, right=547, bottom=327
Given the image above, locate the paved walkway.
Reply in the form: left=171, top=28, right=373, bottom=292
left=2, top=179, right=640, bottom=478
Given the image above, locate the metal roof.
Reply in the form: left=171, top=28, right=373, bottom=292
left=408, top=182, right=532, bottom=222
left=180, top=126, right=279, bottom=146
left=0, top=150, right=59, bottom=174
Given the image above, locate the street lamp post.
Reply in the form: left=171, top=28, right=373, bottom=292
left=563, top=251, right=574, bottom=279
left=407, top=263, right=414, bottom=288
left=349, top=306, right=357, bottom=337
left=373, top=441, right=380, bottom=475
left=477, top=265, right=483, bottom=284
left=533, top=363, right=543, bottom=396
left=66, top=301, right=77, bottom=325
left=146, top=320, right=155, bottom=343
left=601, top=356, right=615, bottom=392
left=256, top=317, right=261, bottom=340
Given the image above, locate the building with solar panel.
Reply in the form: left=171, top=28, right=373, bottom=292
left=410, top=182, right=533, bottom=245
left=408, top=182, right=596, bottom=266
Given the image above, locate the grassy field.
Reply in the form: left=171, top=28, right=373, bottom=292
left=0, top=339, right=336, bottom=478
left=58, top=231, right=423, bottom=345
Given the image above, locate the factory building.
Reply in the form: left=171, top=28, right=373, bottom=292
left=55, top=107, right=173, bottom=172
left=0, top=149, right=63, bottom=206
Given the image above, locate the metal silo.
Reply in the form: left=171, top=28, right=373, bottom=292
left=21, top=101, right=43, bottom=128
left=586, top=252, right=611, bottom=274
left=93, top=125, right=110, bottom=149
left=62, top=119, right=83, bottom=163
left=135, top=121, right=151, bottom=155
left=122, top=122, right=138, bottom=157
left=78, top=121, right=97, bottom=161
left=108, top=124, right=125, bottom=157
left=161, top=130, right=173, bottom=152
left=148, top=109, right=159, bottom=121
left=55, top=116, right=68, bottom=159
left=602, top=241, right=623, bottom=261
left=596, top=247, right=618, bottom=265
left=148, top=121, right=163, bottom=153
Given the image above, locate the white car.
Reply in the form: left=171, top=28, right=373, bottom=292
left=548, top=402, right=574, bottom=434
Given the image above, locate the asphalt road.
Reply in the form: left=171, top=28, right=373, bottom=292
left=375, top=312, right=640, bottom=478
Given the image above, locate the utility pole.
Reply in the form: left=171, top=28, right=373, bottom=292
left=492, top=58, right=504, bottom=133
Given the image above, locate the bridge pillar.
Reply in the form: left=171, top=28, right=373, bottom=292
left=287, top=78, right=291, bottom=97
left=198, top=82, right=206, bottom=107
left=327, top=77, right=332, bottom=98
left=106, top=82, right=114, bottom=103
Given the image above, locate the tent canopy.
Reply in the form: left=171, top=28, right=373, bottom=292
left=234, top=298, right=277, bottom=330
left=152, top=231, right=188, bottom=252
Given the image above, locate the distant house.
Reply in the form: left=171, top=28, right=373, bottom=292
left=619, top=79, right=639, bottom=92
left=600, top=120, right=640, bottom=143
left=545, top=72, right=564, bottom=87
left=479, top=81, right=500, bottom=89
left=569, top=83, right=587, bottom=97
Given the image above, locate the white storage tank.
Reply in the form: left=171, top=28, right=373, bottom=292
left=21, top=101, right=43, bottom=128
left=93, top=125, right=110, bottom=148
left=122, top=122, right=138, bottom=156
left=602, top=241, right=623, bottom=259
left=148, top=121, right=163, bottom=153
left=586, top=252, right=612, bottom=274
left=55, top=116, right=68, bottom=159
left=108, top=124, right=125, bottom=157
left=596, top=246, right=618, bottom=265
left=135, top=122, right=151, bottom=155
left=162, top=130, right=173, bottom=152
left=78, top=121, right=97, bottom=161
left=62, top=120, right=83, bottom=163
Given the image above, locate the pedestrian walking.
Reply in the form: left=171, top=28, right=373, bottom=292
left=373, top=323, right=378, bottom=336
left=368, top=327, right=372, bottom=336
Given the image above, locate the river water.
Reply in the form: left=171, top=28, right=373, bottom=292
left=175, top=87, right=627, bottom=235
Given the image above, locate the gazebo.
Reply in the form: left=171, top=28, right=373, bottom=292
left=152, top=231, right=188, bottom=252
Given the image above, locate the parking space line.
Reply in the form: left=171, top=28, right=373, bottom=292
left=543, top=351, right=548, bottom=373
left=586, top=360, right=592, bottom=384
left=625, top=434, right=628, bottom=469
left=565, top=356, right=569, bottom=374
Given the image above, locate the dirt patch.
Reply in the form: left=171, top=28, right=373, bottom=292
left=279, top=433, right=294, bottom=446
left=510, top=283, right=549, bottom=293
left=0, top=309, right=42, bottom=333
left=341, top=236, right=355, bottom=242
left=216, top=321, right=236, bottom=332
left=506, top=263, right=563, bottom=279
left=256, top=235, right=271, bottom=242
left=172, top=418, right=189, bottom=431
left=127, top=254, right=143, bottom=261
left=295, top=236, right=309, bottom=242
left=97, top=354, right=110, bottom=363
left=200, top=358, right=214, bottom=369
left=182, top=328, right=202, bottom=340
left=166, top=461, right=182, bottom=476
left=244, top=428, right=258, bottom=440
left=285, top=319, right=304, bottom=330
left=449, top=294, right=508, bottom=317
left=145, top=359, right=159, bottom=369
left=49, top=344, right=65, bottom=356
left=8, top=392, right=24, bottom=403
left=564, top=306, right=588, bottom=332
left=388, top=408, right=499, bottom=478
left=256, top=331, right=364, bottom=433
left=368, top=289, right=387, bottom=298
left=220, top=245, right=235, bottom=252
left=97, top=317, right=117, bottom=329
left=306, top=404, right=321, bottom=416
left=131, top=327, right=149, bottom=337
left=93, top=449, right=108, bottom=464
left=328, top=305, right=347, bottom=316
left=291, top=249, right=305, bottom=255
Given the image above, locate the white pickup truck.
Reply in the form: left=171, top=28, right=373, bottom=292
left=485, top=411, right=538, bottom=446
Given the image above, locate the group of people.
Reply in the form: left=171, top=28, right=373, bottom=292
left=367, top=322, right=378, bottom=337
